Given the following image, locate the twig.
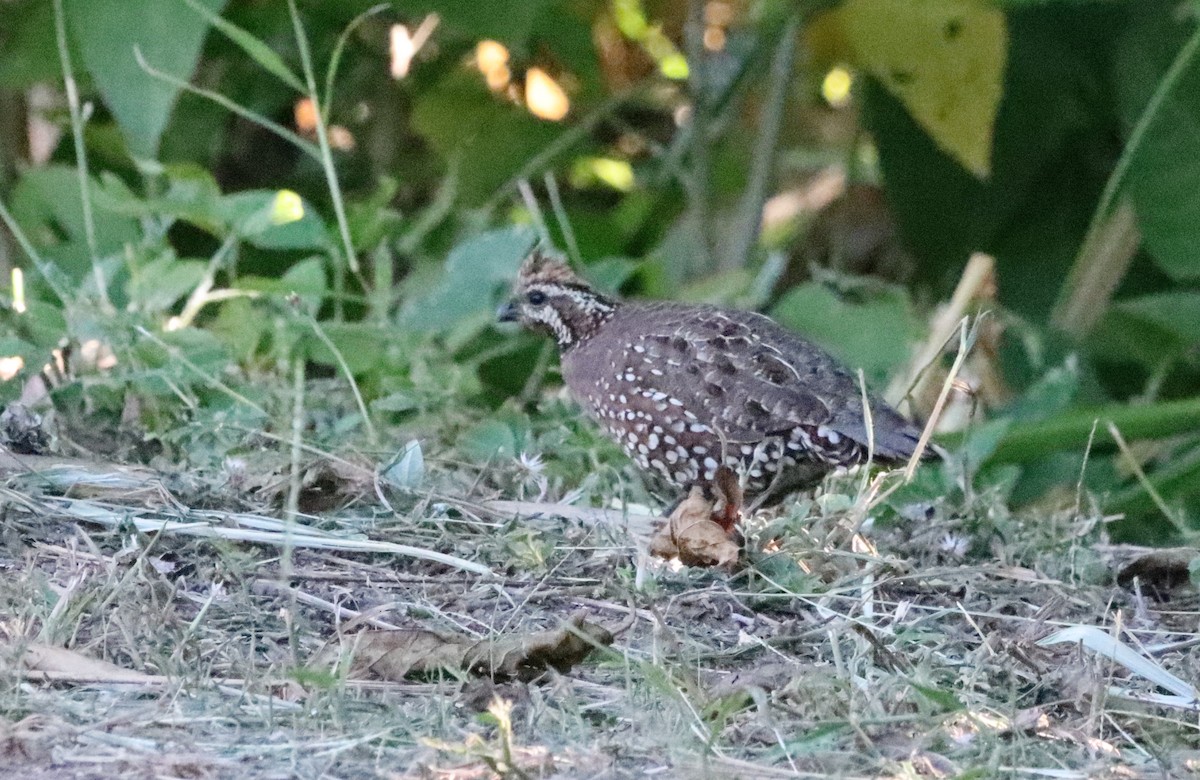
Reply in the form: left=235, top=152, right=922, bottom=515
left=253, top=579, right=402, bottom=630
left=903, top=315, right=978, bottom=481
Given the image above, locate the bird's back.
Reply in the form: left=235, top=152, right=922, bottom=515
left=563, top=300, right=925, bottom=485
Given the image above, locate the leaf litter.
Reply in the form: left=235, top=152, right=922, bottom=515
left=2, top=448, right=1199, bottom=778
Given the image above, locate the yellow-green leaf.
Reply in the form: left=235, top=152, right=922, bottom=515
left=839, top=0, right=1007, bottom=178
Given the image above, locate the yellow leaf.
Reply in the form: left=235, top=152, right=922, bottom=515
left=839, top=0, right=1007, bottom=178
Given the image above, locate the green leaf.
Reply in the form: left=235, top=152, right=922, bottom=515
left=413, top=71, right=562, bottom=205
left=127, top=255, right=207, bottom=314
left=66, top=0, right=228, bottom=157
left=402, top=227, right=536, bottom=332
left=218, top=191, right=327, bottom=250
left=305, top=322, right=389, bottom=374
left=908, top=681, right=964, bottom=712
left=863, top=8, right=1117, bottom=318
left=1109, top=292, right=1200, bottom=346
left=0, top=0, right=59, bottom=88
left=210, top=297, right=264, bottom=361
left=1116, top=9, right=1200, bottom=280
left=769, top=278, right=916, bottom=384
left=462, top=419, right=521, bottom=461
left=178, top=0, right=303, bottom=92
left=9, top=165, right=140, bottom=280
left=405, top=0, right=544, bottom=47
left=237, top=256, right=327, bottom=312
left=837, top=0, right=1007, bottom=177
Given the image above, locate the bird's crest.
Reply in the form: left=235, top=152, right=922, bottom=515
left=517, top=248, right=587, bottom=290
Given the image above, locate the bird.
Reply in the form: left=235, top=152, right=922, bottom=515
left=497, top=248, right=932, bottom=529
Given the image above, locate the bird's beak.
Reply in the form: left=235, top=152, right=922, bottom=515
left=496, top=300, right=520, bottom=323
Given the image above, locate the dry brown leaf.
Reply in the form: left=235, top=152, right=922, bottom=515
left=649, top=486, right=740, bottom=568
left=320, top=612, right=612, bottom=682
left=18, top=642, right=154, bottom=683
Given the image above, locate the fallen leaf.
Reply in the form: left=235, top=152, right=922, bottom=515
left=319, top=612, right=612, bottom=683
left=649, top=486, right=740, bottom=568
left=18, top=642, right=154, bottom=683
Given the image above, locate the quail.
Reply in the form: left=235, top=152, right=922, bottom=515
left=497, top=249, right=931, bottom=528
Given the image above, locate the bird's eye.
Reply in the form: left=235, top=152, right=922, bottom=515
left=526, top=290, right=547, bottom=306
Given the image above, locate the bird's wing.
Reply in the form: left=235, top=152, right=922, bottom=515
left=656, top=304, right=926, bottom=461
left=607, top=304, right=837, bottom=443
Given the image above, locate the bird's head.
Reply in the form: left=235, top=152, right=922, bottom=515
left=497, top=249, right=618, bottom=348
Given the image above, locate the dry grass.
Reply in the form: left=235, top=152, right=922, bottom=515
left=1, top=449, right=1198, bottom=780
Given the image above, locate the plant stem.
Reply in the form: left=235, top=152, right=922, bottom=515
left=303, top=311, right=379, bottom=446
left=287, top=0, right=363, bottom=291
left=1054, top=25, right=1200, bottom=332
left=721, top=13, right=798, bottom=271
left=52, top=0, right=110, bottom=310
left=135, top=46, right=321, bottom=162
left=684, top=0, right=714, bottom=274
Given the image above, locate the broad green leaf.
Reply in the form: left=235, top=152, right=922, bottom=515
left=1116, top=9, right=1200, bottom=280
left=769, top=279, right=916, bottom=384
left=281, top=256, right=327, bottom=313
left=1109, top=292, right=1200, bottom=346
left=837, top=0, right=1007, bottom=177
left=462, top=419, right=520, bottom=461
left=66, top=0, right=228, bottom=158
left=403, top=226, right=536, bottom=332
left=413, top=72, right=562, bottom=205
left=218, top=191, right=326, bottom=250
left=210, top=297, right=264, bottom=361
left=237, top=256, right=327, bottom=312
left=127, top=256, right=207, bottom=314
left=9, top=165, right=140, bottom=281
left=305, top=322, right=390, bottom=374
left=404, top=0, right=544, bottom=47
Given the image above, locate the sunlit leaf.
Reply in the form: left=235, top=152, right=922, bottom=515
left=836, top=0, right=1007, bottom=177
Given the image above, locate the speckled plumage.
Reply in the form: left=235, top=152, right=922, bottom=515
left=498, top=250, right=928, bottom=505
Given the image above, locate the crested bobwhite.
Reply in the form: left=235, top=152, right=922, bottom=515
left=497, top=249, right=931, bottom=526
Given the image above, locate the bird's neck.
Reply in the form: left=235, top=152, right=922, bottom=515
left=555, top=290, right=618, bottom=350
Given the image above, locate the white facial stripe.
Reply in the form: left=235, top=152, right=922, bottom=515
left=529, top=307, right=572, bottom=345
left=520, top=281, right=616, bottom=347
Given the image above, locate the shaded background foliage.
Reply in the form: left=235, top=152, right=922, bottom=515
left=1, top=0, right=1199, bottom=544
